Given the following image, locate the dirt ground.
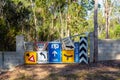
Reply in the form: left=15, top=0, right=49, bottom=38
left=0, top=60, right=120, bottom=80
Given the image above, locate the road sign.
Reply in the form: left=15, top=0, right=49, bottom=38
left=74, top=42, right=79, bottom=63
left=48, top=42, right=61, bottom=63
left=37, top=51, right=48, bottom=63
left=24, top=42, right=34, bottom=51
left=34, top=42, right=48, bottom=51
left=52, top=51, right=57, bottom=57
left=62, top=50, right=74, bottom=63
left=79, top=37, right=88, bottom=64
left=24, top=51, right=37, bottom=64
left=62, top=37, right=74, bottom=50
left=28, top=55, right=35, bottom=62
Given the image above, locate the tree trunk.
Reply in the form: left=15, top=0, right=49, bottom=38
left=60, top=11, right=64, bottom=39
left=30, top=0, right=37, bottom=41
left=105, top=0, right=109, bottom=39
left=93, top=0, right=98, bottom=63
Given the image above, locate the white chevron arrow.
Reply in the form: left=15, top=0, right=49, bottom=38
left=79, top=44, right=87, bottom=50
left=80, top=38, right=88, bottom=44
left=79, top=57, right=88, bottom=64
left=79, top=50, right=87, bottom=57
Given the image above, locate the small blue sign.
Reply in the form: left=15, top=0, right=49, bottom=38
left=48, top=42, right=61, bottom=63
left=74, top=42, right=80, bottom=63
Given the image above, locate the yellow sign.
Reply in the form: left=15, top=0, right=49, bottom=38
left=62, top=50, right=74, bottom=63
left=24, top=51, right=37, bottom=64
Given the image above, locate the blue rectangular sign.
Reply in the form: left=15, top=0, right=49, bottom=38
left=74, top=42, right=80, bottom=63
left=48, top=42, right=61, bottom=63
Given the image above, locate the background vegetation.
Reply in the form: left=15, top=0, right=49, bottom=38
left=0, top=0, right=120, bottom=51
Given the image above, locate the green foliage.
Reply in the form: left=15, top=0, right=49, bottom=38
left=114, top=24, right=120, bottom=38
left=0, top=0, right=95, bottom=50
left=0, top=0, right=33, bottom=51
left=0, top=0, right=93, bottom=50
left=98, top=25, right=120, bottom=39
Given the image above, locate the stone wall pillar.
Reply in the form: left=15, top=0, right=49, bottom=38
left=89, top=32, right=94, bottom=62
left=16, top=35, right=25, bottom=64
left=0, top=52, right=3, bottom=68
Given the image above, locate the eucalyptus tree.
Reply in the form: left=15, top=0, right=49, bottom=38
left=98, top=0, right=120, bottom=39
left=110, top=0, right=120, bottom=38
left=103, top=0, right=113, bottom=38
left=103, top=0, right=120, bottom=39
left=34, top=0, right=96, bottom=41
left=0, top=0, right=97, bottom=50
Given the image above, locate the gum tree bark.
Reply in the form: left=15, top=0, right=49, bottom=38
left=93, top=0, right=98, bottom=63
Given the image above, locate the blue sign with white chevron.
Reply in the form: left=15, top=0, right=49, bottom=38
left=74, top=42, right=79, bottom=63
left=48, top=42, right=61, bottom=63
left=79, top=37, right=88, bottom=64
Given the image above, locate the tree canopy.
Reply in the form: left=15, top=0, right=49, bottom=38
left=0, top=0, right=120, bottom=51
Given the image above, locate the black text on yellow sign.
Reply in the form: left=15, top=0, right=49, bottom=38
left=62, top=50, right=74, bottom=63
left=24, top=51, right=37, bottom=64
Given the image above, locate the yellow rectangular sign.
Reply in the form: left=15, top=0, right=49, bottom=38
left=62, top=50, right=74, bottom=63
left=25, top=51, right=37, bottom=64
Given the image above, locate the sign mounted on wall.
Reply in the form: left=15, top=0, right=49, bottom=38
left=37, top=51, right=48, bottom=63
left=62, top=50, right=74, bottom=63
left=24, top=51, right=37, bottom=64
left=24, top=42, right=34, bottom=51
left=62, top=37, right=74, bottom=50
left=48, top=42, right=61, bottom=63
left=34, top=42, right=48, bottom=51
left=74, top=42, right=79, bottom=63
left=79, top=37, right=88, bottom=64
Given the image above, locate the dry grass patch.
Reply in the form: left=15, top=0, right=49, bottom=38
left=0, top=61, right=120, bottom=80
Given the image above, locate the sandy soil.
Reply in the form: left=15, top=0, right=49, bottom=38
left=0, top=60, right=120, bottom=80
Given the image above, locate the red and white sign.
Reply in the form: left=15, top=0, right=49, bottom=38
left=34, top=42, right=48, bottom=51
left=28, top=55, right=35, bottom=62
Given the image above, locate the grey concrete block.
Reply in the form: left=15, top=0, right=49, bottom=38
left=96, top=39, right=120, bottom=61
left=1, top=52, right=24, bottom=69
left=24, top=42, right=34, bottom=51
left=0, top=52, right=2, bottom=68
left=0, top=35, right=26, bottom=69
left=98, top=52, right=109, bottom=61
left=89, top=33, right=94, bottom=62
left=16, top=35, right=25, bottom=55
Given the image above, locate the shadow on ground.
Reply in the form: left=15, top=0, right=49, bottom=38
left=0, top=60, right=120, bottom=80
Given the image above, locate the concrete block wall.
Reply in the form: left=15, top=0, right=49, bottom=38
left=1, top=33, right=120, bottom=69
left=98, top=39, right=120, bottom=61
left=0, top=52, right=2, bottom=68
left=0, top=35, right=25, bottom=69
left=3, top=52, right=24, bottom=69
left=0, top=52, right=24, bottom=69
left=16, top=35, right=25, bottom=65
left=89, top=32, right=94, bottom=62
left=89, top=32, right=120, bottom=62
